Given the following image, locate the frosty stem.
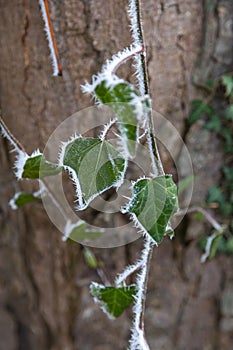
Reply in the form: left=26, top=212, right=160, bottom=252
left=0, top=116, right=26, bottom=153
left=129, top=238, right=154, bottom=350
left=127, top=1, right=165, bottom=348
left=138, top=240, right=154, bottom=334
left=129, top=0, right=164, bottom=177
left=38, top=0, right=62, bottom=76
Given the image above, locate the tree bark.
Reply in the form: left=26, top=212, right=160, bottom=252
left=0, top=1, right=232, bottom=349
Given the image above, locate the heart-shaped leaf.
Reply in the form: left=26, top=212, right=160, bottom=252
left=60, top=137, right=126, bottom=210
left=90, top=282, right=136, bottom=319
left=9, top=192, right=40, bottom=209
left=95, top=80, right=149, bottom=157
left=63, top=221, right=104, bottom=243
left=22, top=154, right=62, bottom=179
left=126, top=175, right=178, bottom=244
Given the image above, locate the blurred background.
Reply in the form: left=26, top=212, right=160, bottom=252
left=0, top=1, right=232, bottom=349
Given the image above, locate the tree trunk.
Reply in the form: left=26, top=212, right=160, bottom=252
left=0, top=1, right=232, bottom=349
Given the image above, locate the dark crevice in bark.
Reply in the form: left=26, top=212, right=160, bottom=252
left=173, top=217, right=191, bottom=282
left=21, top=0, right=32, bottom=116
left=5, top=304, right=27, bottom=350
left=21, top=212, right=54, bottom=349
left=172, top=294, right=189, bottom=347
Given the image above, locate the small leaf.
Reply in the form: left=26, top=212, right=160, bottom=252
left=9, top=192, right=39, bottom=209
left=90, top=282, right=136, bottom=318
left=178, top=175, right=194, bottom=194
left=223, top=166, right=233, bottom=182
left=222, top=75, right=233, bottom=97
left=224, top=105, right=233, bottom=121
left=193, top=211, right=204, bottom=221
left=221, top=128, right=233, bottom=153
left=95, top=80, right=149, bottom=157
left=83, top=248, right=98, bottom=269
left=61, top=137, right=126, bottom=210
left=205, top=114, right=222, bottom=132
left=126, top=175, right=178, bottom=244
left=64, top=221, right=104, bottom=243
left=206, top=186, right=225, bottom=204
left=201, top=233, right=223, bottom=262
left=22, top=154, right=62, bottom=179
left=205, top=79, right=215, bottom=90
left=220, top=236, right=233, bottom=255
left=201, top=235, right=233, bottom=257
left=188, top=100, right=213, bottom=125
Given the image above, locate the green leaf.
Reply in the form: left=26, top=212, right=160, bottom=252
left=206, top=186, right=225, bottom=204
left=221, top=128, right=233, bottom=153
left=90, top=282, right=136, bottom=318
left=193, top=211, right=204, bottom=221
left=223, top=166, right=233, bottom=182
left=95, top=80, right=149, bottom=157
left=201, top=235, right=233, bottom=257
left=188, top=100, right=213, bottom=125
left=205, top=79, right=215, bottom=90
left=224, top=105, right=233, bottom=121
left=200, top=233, right=223, bottom=262
left=222, top=75, right=233, bottom=97
left=22, top=154, right=62, bottom=179
left=83, top=248, right=98, bottom=269
left=219, top=236, right=233, bottom=255
left=127, top=175, right=178, bottom=244
left=61, top=137, right=126, bottom=210
left=205, top=114, right=222, bottom=132
left=178, top=175, right=194, bottom=194
left=9, top=192, right=39, bottom=209
left=64, top=222, right=104, bottom=243
left=208, top=234, right=222, bottom=259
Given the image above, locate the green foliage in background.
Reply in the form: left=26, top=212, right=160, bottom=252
left=189, top=74, right=233, bottom=257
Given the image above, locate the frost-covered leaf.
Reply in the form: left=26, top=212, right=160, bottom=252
left=90, top=282, right=136, bottom=319
left=9, top=192, right=40, bottom=210
left=63, top=220, right=104, bottom=243
left=126, top=175, right=178, bottom=244
left=95, top=80, right=149, bottom=157
left=201, top=233, right=223, bottom=263
left=22, top=154, right=62, bottom=179
left=60, top=137, right=126, bottom=210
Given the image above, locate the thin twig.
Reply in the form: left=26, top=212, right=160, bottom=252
left=109, top=45, right=144, bottom=74
left=115, top=260, right=143, bottom=285
left=176, top=206, right=224, bottom=232
left=0, top=116, right=26, bottom=152
left=38, top=0, right=63, bottom=76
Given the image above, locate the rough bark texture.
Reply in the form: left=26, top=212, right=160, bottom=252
left=0, top=1, right=232, bottom=350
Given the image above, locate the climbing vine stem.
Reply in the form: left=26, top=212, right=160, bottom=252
left=129, top=0, right=164, bottom=176
left=127, top=1, right=165, bottom=348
